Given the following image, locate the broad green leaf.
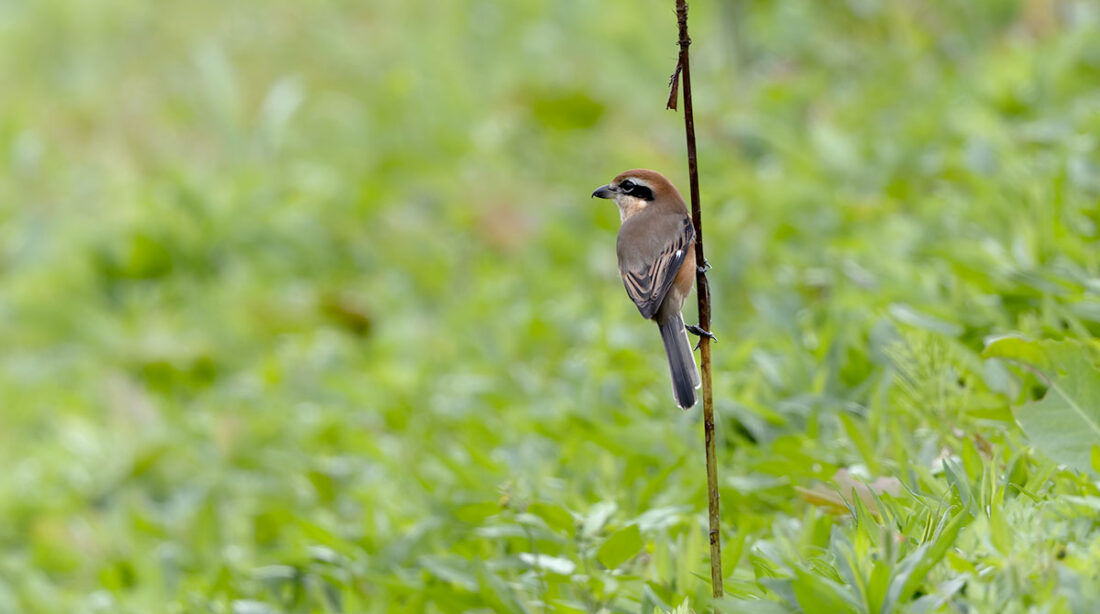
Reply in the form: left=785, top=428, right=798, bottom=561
left=984, top=338, right=1100, bottom=474
left=838, top=413, right=876, bottom=472
left=596, top=524, right=642, bottom=569
left=419, top=556, right=478, bottom=591
left=722, top=528, right=750, bottom=581
left=981, top=335, right=1053, bottom=370
left=758, top=578, right=798, bottom=610
left=633, top=504, right=692, bottom=532
left=474, top=560, right=526, bottom=614
left=454, top=502, right=501, bottom=524
left=641, top=583, right=672, bottom=613
left=908, top=576, right=967, bottom=614
left=865, top=559, right=891, bottom=614
left=790, top=567, right=860, bottom=614
left=960, top=436, right=983, bottom=479
left=942, top=460, right=975, bottom=514
left=989, top=503, right=1013, bottom=555
left=527, top=502, right=575, bottom=534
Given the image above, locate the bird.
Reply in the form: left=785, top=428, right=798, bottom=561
left=591, top=169, right=712, bottom=409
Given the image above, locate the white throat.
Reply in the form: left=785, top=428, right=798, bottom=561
left=615, top=197, right=648, bottom=223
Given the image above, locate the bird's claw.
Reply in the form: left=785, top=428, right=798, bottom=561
left=685, top=324, right=717, bottom=350
left=697, top=259, right=711, bottom=274
left=685, top=324, right=716, bottom=340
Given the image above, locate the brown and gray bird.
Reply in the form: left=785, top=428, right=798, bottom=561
left=592, top=169, right=702, bottom=409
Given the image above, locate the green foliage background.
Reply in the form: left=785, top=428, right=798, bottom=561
left=2, top=0, right=1100, bottom=612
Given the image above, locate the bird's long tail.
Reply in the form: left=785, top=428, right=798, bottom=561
left=657, top=311, right=701, bottom=409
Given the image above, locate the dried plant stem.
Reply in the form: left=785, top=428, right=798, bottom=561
left=667, top=0, right=723, bottom=601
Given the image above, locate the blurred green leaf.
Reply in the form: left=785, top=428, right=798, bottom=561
left=882, top=508, right=969, bottom=611
left=528, top=89, right=606, bottom=130
left=791, top=567, right=860, bottom=614
left=527, top=502, right=575, bottom=534
left=597, top=524, right=643, bottom=569
left=518, top=553, right=575, bottom=576
left=582, top=501, right=618, bottom=538
left=4, top=1, right=1100, bottom=612
left=420, top=556, right=478, bottom=591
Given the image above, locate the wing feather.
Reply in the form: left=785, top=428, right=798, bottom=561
left=618, top=216, right=694, bottom=319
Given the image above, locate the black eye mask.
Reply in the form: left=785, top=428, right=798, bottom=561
left=619, top=181, right=654, bottom=201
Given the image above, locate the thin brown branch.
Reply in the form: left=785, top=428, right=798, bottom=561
left=666, top=60, right=682, bottom=110
left=669, top=0, right=723, bottom=601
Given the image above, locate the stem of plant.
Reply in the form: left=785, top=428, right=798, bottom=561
left=668, top=0, right=723, bottom=601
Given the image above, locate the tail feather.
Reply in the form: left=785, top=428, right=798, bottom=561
left=657, top=312, right=701, bottom=409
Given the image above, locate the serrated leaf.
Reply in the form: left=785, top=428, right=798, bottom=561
left=881, top=508, right=969, bottom=611
left=596, top=524, right=642, bottom=569
left=984, top=338, right=1100, bottom=474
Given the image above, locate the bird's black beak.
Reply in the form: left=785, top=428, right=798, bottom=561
left=591, top=184, right=617, bottom=199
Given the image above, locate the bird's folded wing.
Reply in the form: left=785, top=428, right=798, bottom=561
left=620, top=216, right=694, bottom=319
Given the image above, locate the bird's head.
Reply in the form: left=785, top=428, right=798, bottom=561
left=591, top=169, right=683, bottom=221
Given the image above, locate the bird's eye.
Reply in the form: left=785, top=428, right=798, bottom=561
left=619, top=180, right=635, bottom=193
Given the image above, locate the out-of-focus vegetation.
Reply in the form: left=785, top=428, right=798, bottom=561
left=2, top=0, right=1100, bottom=612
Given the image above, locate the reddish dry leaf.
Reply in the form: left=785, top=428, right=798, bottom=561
left=797, top=468, right=903, bottom=516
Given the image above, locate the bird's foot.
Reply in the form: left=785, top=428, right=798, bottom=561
left=697, top=259, right=711, bottom=274
left=685, top=324, right=717, bottom=350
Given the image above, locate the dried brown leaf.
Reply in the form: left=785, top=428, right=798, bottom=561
left=797, top=468, right=902, bottom=516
